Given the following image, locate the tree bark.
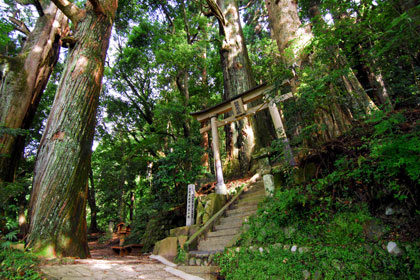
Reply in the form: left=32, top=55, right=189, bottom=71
left=264, top=0, right=376, bottom=144
left=206, top=0, right=257, bottom=176
left=27, top=0, right=118, bottom=258
left=0, top=2, right=67, bottom=184
left=87, top=169, right=99, bottom=233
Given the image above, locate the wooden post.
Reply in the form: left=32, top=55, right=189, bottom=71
left=268, top=101, right=297, bottom=166
left=210, top=116, right=227, bottom=194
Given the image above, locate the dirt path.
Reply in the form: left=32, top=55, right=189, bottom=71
left=40, top=239, right=193, bottom=280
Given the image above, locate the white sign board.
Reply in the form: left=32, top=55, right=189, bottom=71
left=186, top=184, right=195, bottom=226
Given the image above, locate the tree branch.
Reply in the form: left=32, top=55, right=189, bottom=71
left=88, top=0, right=105, bottom=15
left=0, top=54, right=19, bottom=65
left=9, top=17, right=30, bottom=35
left=204, top=0, right=226, bottom=26
left=51, top=0, right=85, bottom=25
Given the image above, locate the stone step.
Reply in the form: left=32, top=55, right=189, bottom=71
left=224, top=209, right=256, bottom=219
left=177, top=266, right=219, bottom=280
left=178, top=266, right=219, bottom=274
left=214, top=221, right=242, bottom=231
left=242, top=186, right=264, bottom=194
left=244, top=181, right=264, bottom=191
left=235, top=197, right=264, bottom=207
left=207, top=228, right=238, bottom=238
left=237, top=194, right=265, bottom=203
left=215, top=219, right=245, bottom=231
left=226, top=205, right=258, bottom=215
left=198, top=242, right=226, bottom=252
left=241, top=187, right=265, bottom=198
left=219, top=213, right=250, bottom=224
left=189, top=250, right=222, bottom=257
left=240, top=191, right=265, bottom=201
left=202, top=235, right=233, bottom=245
left=198, top=237, right=233, bottom=251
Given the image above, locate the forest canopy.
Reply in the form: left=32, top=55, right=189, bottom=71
left=0, top=0, right=419, bottom=274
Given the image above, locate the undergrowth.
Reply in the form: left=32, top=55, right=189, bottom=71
left=217, top=110, right=420, bottom=279
left=0, top=248, right=42, bottom=280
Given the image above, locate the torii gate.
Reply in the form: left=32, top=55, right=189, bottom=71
left=191, top=82, right=297, bottom=195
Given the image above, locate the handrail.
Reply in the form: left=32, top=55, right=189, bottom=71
left=183, top=182, right=251, bottom=251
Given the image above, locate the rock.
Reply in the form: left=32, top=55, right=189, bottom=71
left=302, top=270, right=311, bottom=280
left=153, top=237, right=178, bottom=261
left=235, top=247, right=240, bottom=252
left=204, top=260, right=208, bottom=266
left=291, top=245, right=297, bottom=253
left=385, top=207, right=394, bottom=216
left=363, top=220, right=386, bottom=241
left=195, top=258, right=202, bottom=266
left=283, top=244, right=291, bottom=250
left=283, top=226, right=296, bottom=238
left=195, top=193, right=227, bottom=225
left=263, top=174, right=275, bottom=196
left=152, top=240, right=161, bottom=255
left=188, top=225, right=200, bottom=237
left=385, top=205, right=405, bottom=216
left=387, top=241, right=403, bottom=256
left=208, top=254, right=214, bottom=264
left=170, top=226, right=190, bottom=237
left=298, top=247, right=310, bottom=254
left=189, top=257, right=196, bottom=266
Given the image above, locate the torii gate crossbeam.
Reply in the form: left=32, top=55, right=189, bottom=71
left=191, top=82, right=296, bottom=194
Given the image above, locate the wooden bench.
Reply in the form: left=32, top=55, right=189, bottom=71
left=112, top=244, right=143, bottom=256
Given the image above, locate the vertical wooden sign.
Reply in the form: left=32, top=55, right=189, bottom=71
left=186, top=184, right=195, bottom=226
left=231, top=98, right=245, bottom=117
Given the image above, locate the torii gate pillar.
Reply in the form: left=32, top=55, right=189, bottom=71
left=210, top=116, right=227, bottom=194
left=268, top=101, right=297, bottom=166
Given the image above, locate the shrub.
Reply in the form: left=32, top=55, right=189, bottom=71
left=0, top=249, right=42, bottom=280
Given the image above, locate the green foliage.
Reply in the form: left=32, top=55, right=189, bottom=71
left=219, top=189, right=420, bottom=279
left=219, top=109, right=420, bottom=279
left=218, top=241, right=420, bottom=280
left=0, top=126, right=28, bottom=139
left=0, top=19, right=13, bottom=47
left=316, top=110, right=420, bottom=206
left=0, top=249, right=41, bottom=280
left=175, top=246, right=187, bottom=264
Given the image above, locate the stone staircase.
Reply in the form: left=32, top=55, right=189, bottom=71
left=185, top=180, right=265, bottom=267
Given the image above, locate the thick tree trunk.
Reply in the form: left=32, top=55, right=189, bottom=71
left=265, top=0, right=376, bottom=144
left=27, top=0, right=118, bottom=258
left=212, top=0, right=257, bottom=177
left=87, top=170, right=99, bottom=233
left=0, top=3, right=67, bottom=184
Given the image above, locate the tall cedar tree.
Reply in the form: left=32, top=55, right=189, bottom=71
left=27, top=0, right=118, bottom=257
left=206, top=0, right=257, bottom=176
left=264, top=0, right=376, bottom=142
left=0, top=2, right=67, bottom=184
